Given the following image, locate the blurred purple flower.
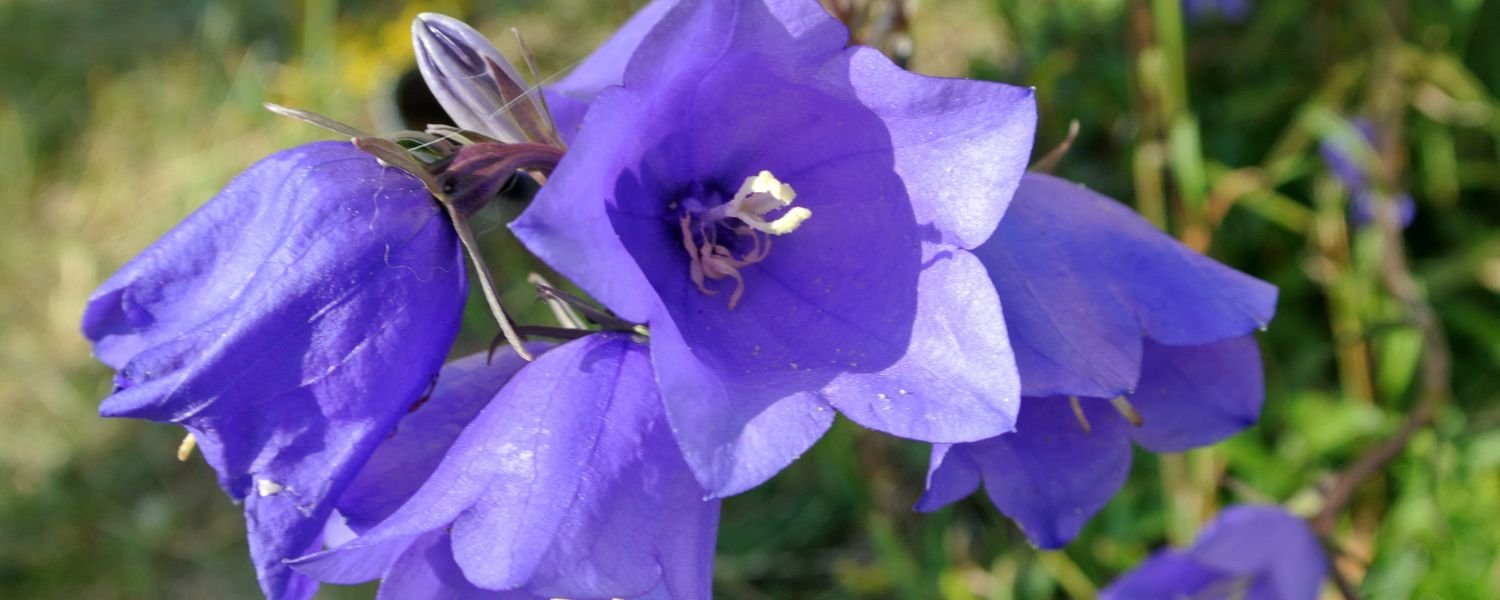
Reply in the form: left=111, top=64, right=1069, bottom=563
left=1102, top=505, right=1328, bottom=600
left=916, top=174, right=1276, bottom=548
left=291, top=334, right=719, bottom=599
left=510, top=0, right=1038, bottom=497
left=1184, top=0, right=1253, bottom=23
left=80, top=141, right=467, bottom=599
left=1319, top=117, right=1416, bottom=229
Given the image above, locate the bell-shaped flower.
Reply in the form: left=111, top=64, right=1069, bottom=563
left=917, top=173, right=1277, bottom=548
left=290, top=333, right=719, bottom=599
left=509, top=0, right=1038, bottom=498
left=1102, top=505, right=1327, bottom=600
left=80, top=141, right=467, bottom=599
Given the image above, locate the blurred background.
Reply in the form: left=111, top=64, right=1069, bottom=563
left=2, top=0, right=1498, bottom=597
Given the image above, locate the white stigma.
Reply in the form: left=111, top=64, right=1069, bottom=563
left=710, top=171, right=811, bottom=235
left=681, top=170, right=810, bottom=309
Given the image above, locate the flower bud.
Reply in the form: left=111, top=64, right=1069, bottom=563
left=412, top=13, right=557, bottom=145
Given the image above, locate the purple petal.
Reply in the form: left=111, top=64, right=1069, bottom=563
left=1318, top=117, right=1377, bottom=189
left=926, top=397, right=1133, bottom=548
left=1099, top=550, right=1228, bottom=599
left=293, top=334, right=718, bottom=598
left=545, top=0, right=679, bottom=140
left=823, top=247, right=1019, bottom=443
left=843, top=46, right=1036, bottom=248
left=979, top=173, right=1276, bottom=399
left=81, top=141, right=465, bottom=599
left=1103, top=505, right=1326, bottom=600
left=337, top=346, right=545, bottom=532
left=1127, top=336, right=1263, bottom=453
left=1188, top=506, right=1328, bottom=600
left=913, top=444, right=981, bottom=512
left=376, top=532, right=525, bottom=600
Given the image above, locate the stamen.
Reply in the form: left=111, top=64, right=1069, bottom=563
left=1110, top=396, right=1145, bottom=427
left=1069, top=397, right=1092, bottom=433
left=177, top=433, right=198, bottom=462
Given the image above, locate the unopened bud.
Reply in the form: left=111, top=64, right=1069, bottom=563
left=412, top=13, right=558, bottom=145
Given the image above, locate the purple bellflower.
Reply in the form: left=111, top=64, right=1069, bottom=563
left=291, top=333, right=719, bottom=599
left=80, top=141, right=468, bottom=599
left=916, top=173, right=1277, bottom=548
left=1102, top=505, right=1328, bottom=600
left=1318, top=117, right=1416, bottom=229
left=510, top=0, right=1038, bottom=498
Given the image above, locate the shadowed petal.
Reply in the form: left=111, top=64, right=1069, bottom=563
left=913, top=444, right=980, bottom=512
left=979, top=173, right=1276, bottom=399
left=922, top=397, right=1132, bottom=548
left=1127, top=336, right=1264, bottom=453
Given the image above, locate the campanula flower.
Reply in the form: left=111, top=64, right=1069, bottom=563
left=1102, top=505, right=1327, bottom=600
left=510, top=0, right=1038, bottom=497
left=917, top=173, right=1277, bottom=548
left=291, top=333, right=719, bottom=599
left=1318, top=117, right=1416, bottom=229
left=81, top=141, right=468, bottom=598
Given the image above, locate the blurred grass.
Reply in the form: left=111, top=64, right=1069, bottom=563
left=1, top=0, right=1497, bottom=598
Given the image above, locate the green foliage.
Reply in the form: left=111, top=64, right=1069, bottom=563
left=1, top=0, right=1497, bottom=598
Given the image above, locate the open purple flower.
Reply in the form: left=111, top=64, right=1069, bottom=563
left=80, top=141, right=467, bottom=599
left=1102, top=505, right=1327, bottom=600
left=917, top=173, right=1277, bottom=548
left=291, top=333, right=719, bottom=599
left=510, top=0, right=1038, bottom=497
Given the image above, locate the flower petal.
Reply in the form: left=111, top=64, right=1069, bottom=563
left=979, top=173, right=1276, bottom=399
left=1103, top=505, right=1327, bottom=600
left=823, top=247, right=1020, bottom=443
left=81, top=141, right=465, bottom=599
left=545, top=0, right=679, bottom=139
left=294, top=334, right=717, bottom=597
left=1099, top=551, right=1228, bottom=600
left=930, top=397, right=1133, bottom=548
left=913, top=444, right=981, bottom=512
left=337, top=346, right=544, bottom=532
left=1127, top=336, right=1264, bottom=453
left=1187, top=506, right=1327, bottom=600
left=843, top=46, right=1036, bottom=248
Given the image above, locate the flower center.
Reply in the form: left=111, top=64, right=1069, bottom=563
left=677, top=170, right=811, bottom=309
